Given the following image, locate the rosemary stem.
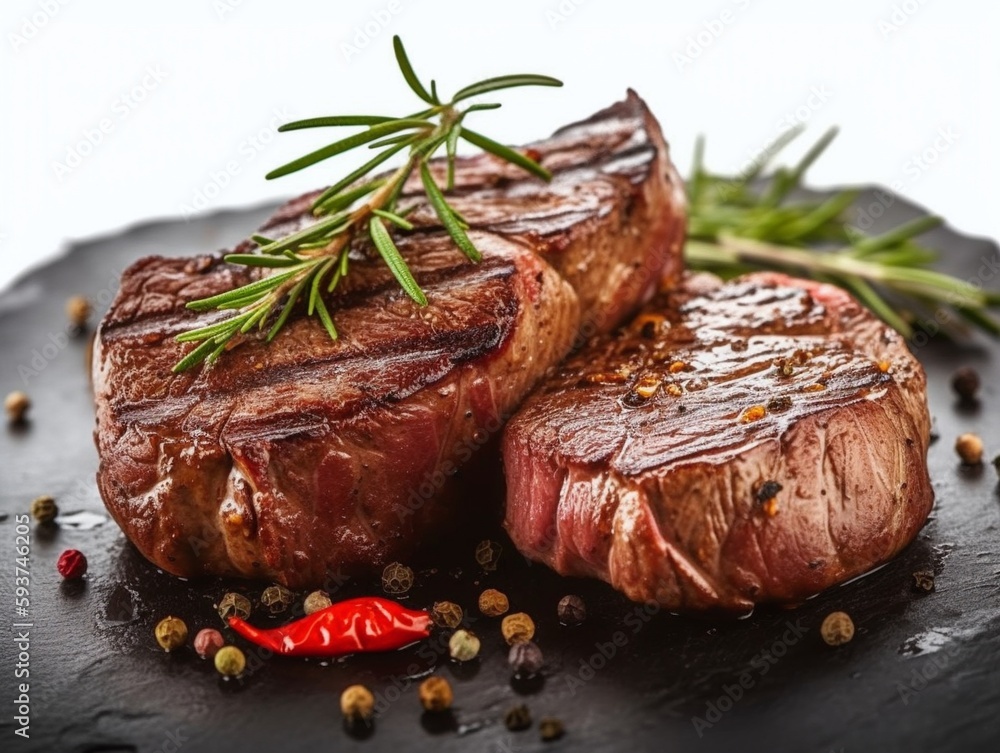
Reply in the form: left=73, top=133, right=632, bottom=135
left=173, top=38, right=563, bottom=371
left=688, top=235, right=989, bottom=309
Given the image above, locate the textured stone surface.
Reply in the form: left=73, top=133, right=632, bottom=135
left=1, top=191, right=998, bottom=752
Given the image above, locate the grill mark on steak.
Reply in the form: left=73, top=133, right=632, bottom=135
left=503, top=272, right=934, bottom=612
left=93, top=91, right=687, bottom=586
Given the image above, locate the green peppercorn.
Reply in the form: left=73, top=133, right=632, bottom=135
left=475, top=539, right=502, bottom=571
left=381, top=561, right=414, bottom=595
left=478, top=588, right=509, bottom=617
left=504, top=704, right=532, bottom=731
left=261, top=584, right=293, bottom=614
left=557, top=594, right=586, bottom=626
left=304, top=590, right=332, bottom=615
left=448, top=629, right=481, bottom=662
left=418, top=676, right=453, bottom=713
left=214, top=645, right=246, bottom=677
left=502, top=612, right=536, bottom=645
left=30, top=496, right=58, bottom=524
left=154, top=616, right=188, bottom=652
left=431, top=600, right=463, bottom=629
left=508, top=640, right=544, bottom=678
left=539, top=717, right=565, bottom=742
left=341, top=684, right=375, bottom=724
left=217, top=592, right=251, bottom=621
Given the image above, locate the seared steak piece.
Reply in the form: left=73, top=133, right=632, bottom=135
left=503, top=273, right=933, bottom=612
left=93, top=92, right=686, bottom=587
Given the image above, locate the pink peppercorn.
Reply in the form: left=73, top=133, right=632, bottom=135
left=194, top=628, right=225, bottom=659
left=57, top=549, right=87, bottom=579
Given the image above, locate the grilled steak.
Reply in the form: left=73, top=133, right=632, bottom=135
left=503, top=273, right=934, bottom=612
left=93, top=91, right=687, bottom=587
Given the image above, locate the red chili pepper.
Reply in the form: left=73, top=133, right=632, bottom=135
left=228, top=596, right=431, bottom=657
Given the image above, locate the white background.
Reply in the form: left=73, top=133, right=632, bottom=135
left=1, top=0, right=997, bottom=291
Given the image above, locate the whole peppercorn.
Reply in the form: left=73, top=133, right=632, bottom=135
left=30, top=496, right=59, bottom=524
left=951, top=366, right=981, bottom=402
left=155, top=616, right=188, bottom=652
left=557, top=594, right=587, bottom=626
left=448, top=629, right=481, bottom=662
left=820, top=611, right=855, bottom=646
left=217, top=592, right=251, bottom=621
left=260, top=584, right=293, bottom=614
left=504, top=704, right=532, bottom=732
left=66, top=295, right=92, bottom=329
left=993, top=454, right=1000, bottom=478
left=431, top=600, right=464, bottom=629
left=501, top=612, right=536, bottom=645
left=214, top=645, right=246, bottom=677
left=912, top=570, right=936, bottom=593
left=340, top=684, right=375, bottom=724
left=418, top=676, right=453, bottom=713
left=381, top=561, right=414, bottom=595
left=303, top=590, right=332, bottom=615
left=57, top=549, right=87, bottom=579
left=508, top=640, right=544, bottom=678
left=478, top=588, right=509, bottom=617
left=475, top=539, right=503, bottom=571
left=5, top=391, right=30, bottom=424
left=194, top=628, right=225, bottom=659
left=955, top=433, right=984, bottom=465
left=539, top=717, right=565, bottom=742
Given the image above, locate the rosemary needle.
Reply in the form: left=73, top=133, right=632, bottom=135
left=685, top=128, right=1000, bottom=339
left=172, top=36, right=561, bottom=372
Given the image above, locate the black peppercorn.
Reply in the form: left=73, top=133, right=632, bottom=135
left=217, top=592, right=251, bottom=621
left=951, top=366, right=980, bottom=402
left=557, top=594, right=586, bottom=626
left=381, top=562, right=414, bottom=594
left=432, top=600, right=463, bottom=629
left=912, top=570, right=935, bottom=593
left=508, top=640, right=544, bottom=678
left=261, top=584, right=293, bottom=614
left=504, top=704, right=532, bottom=731
left=766, top=395, right=792, bottom=413
left=754, top=480, right=783, bottom=505
left=475, top=539, right=503, bottom=571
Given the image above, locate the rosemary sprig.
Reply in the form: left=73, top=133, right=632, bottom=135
left=173, top=36, right=561, bottom=371
left=685, top=127, right=1000, bottom=339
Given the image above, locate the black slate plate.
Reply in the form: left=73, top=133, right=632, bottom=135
left=2, top=190, right=1000, bottom=753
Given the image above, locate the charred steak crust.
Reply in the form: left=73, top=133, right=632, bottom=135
left=93, top=92, right=686, bottom=587
left=502, top=273, right=934, bottom=612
